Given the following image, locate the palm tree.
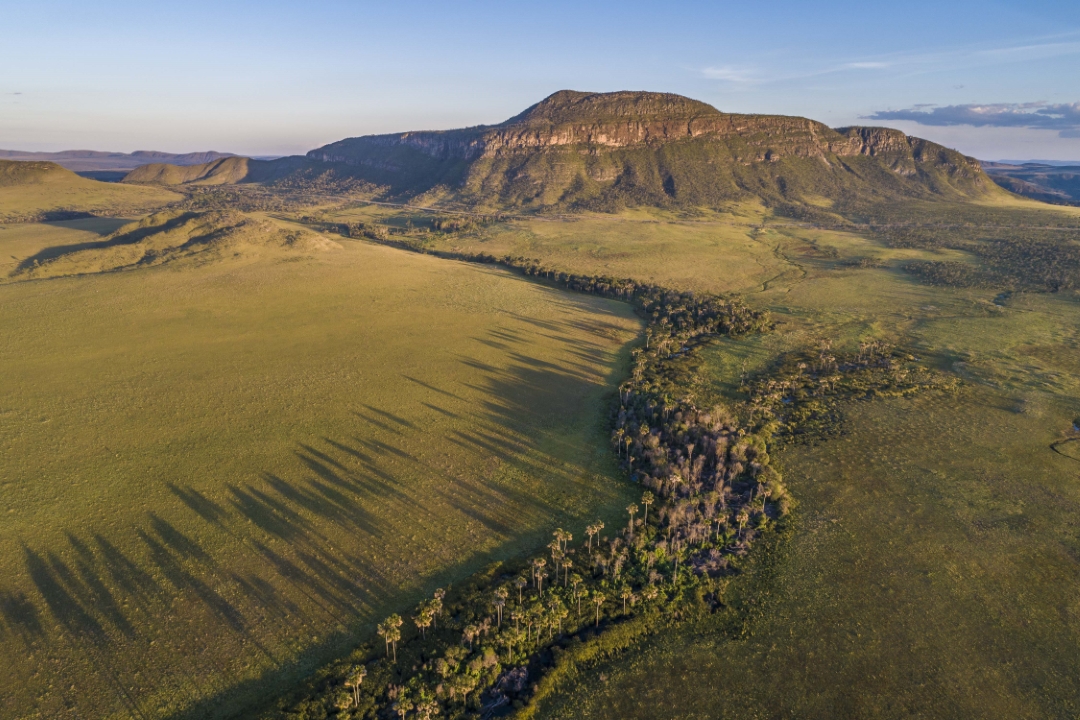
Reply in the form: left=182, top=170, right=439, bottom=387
left=570, top=573, right=584, bottom=616
left=562, top=558, right=573, bottom=586
left=502, top=626, right=523, bottom=663
left=587, top=521, right=605, bottom=551
left=416, top=700, right=439, bottom=720
left=382, top=623, right=402, bottom=662
left=549, top=599, right=568, bottom=635
left=414, top=604, right=433, bottom=639
left=515, top=575, right=528, bottom=605
left=377, top=620, right=392, bottom=657
left=592, top=592, right=606, bottom=627
left=493, top=588, right=507, bottom=626
left=620, top=585, right=633, bottom=613
left=392, top=698, right=413, bottom=720
left=463, top=624, right=477, bottom=650
left=378, top=615, right=403, bottom=660
left=533, top=558, right=547, bottom=595
left=345, top=664, right=366, bottom=708
left=432, top=588, right=445, bottom=630
left=626, top=504, right=639, bottom=539
left=641, top=491, right=655, bottom=525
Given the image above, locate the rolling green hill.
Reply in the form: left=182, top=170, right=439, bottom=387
left=9, top=209, right=341, bottom=280
left=122, top=157, right=255, bottom=186
left=0, top=159, right=180, bottom=222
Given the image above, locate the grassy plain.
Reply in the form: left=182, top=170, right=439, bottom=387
left=0, top=219, right=640, bottom=719
left=323, top=199, right=1080, bottom=718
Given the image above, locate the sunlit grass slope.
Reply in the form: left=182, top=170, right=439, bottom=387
left=0, top=160, right=179, bottom=222
left=329, top=199, right=1080, bottom=717
left=0, top=227, right=639, bottom=719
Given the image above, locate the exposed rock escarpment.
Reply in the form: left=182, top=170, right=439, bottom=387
left=305, top=90, right=991, bottom=211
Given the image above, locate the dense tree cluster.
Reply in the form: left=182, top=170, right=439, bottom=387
left=741, top=342, right=959, bottom=439
left=877, top=224, right=1080, bottom=292
left=430, top=215, right=503, bottom=233
left=264, top=258, right=779, bottom=720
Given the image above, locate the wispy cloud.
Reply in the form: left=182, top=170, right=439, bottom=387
left=699, top=32, right=1080, bottom=86
left=843, top=62, right=889, bottom=69
left=700, top=65, right=759, bottom=83
left=866, top=102, right=1080, bottom=137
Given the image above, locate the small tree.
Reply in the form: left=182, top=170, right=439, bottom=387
left=626, top=504, right=639, bottom=539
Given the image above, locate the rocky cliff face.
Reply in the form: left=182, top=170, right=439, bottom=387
left=305, top=90, right=995, bottom=211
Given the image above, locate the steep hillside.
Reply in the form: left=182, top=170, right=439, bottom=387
left=306, top=90, right=1000, bottom=213
left=10, top=209, right=339, bottom=280
left=123, top=157, right=255, bottom=185
left=121, top=155, right=374, bottom=192
left=0, top=160, right=179, bottom=221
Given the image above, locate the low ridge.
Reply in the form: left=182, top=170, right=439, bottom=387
left=9, top=209, right=340, bottom=280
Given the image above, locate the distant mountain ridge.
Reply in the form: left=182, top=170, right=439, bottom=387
left=0, top=149, right=237, bottom=172
left=113, top=90, right=1005, bottom=216
left=302, top=90, right=996, bottom=213
left=981, top=161, right=1080, bottom=205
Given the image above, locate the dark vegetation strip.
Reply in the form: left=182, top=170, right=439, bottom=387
left=261, top=221, right=958, bottom=720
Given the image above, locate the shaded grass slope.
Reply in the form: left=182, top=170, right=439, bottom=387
left=8, top=209, right=340, bottom=281
left=0, top=232, right=640, bottom=719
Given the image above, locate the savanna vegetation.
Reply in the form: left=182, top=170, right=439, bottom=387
left=4, top=85, right=1080, bottom=720
left=0, top=215, right=642, bottom=719
left=285, top=191, right=1080, bottom=720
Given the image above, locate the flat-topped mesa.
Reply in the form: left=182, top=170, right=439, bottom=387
left=308, top=91, right=979, bottom=171
left=263, top=90, right=999, bottom=210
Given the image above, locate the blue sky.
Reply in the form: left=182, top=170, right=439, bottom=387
left=2, top=0, right=1079, bottom=159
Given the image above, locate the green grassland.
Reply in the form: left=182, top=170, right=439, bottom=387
left=0, top=160, right=180, bottom=222
left=0, top=218, right=641, bottom=719
left=314, top=197, right=1080, bottom=718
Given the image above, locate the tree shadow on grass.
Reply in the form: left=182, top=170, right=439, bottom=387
left=0, top=309, right=634, bottom=720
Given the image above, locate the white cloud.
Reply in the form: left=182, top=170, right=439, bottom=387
left=700, top=66, right=758, bottom=83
